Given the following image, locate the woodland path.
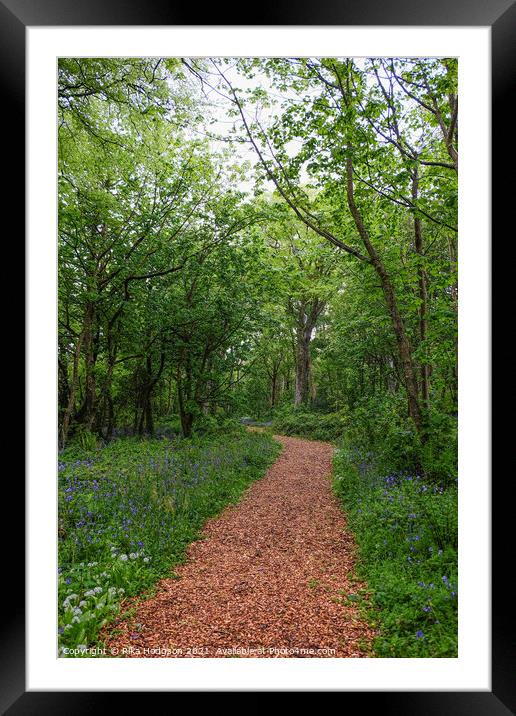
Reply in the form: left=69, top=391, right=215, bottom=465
left=105, top=434, right=375, bottom=658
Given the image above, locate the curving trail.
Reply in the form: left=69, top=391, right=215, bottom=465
left=104, top=434, right=375, bottom=658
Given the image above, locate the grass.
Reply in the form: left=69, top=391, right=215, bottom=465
left=332, top=447, right=458, bottom=658
left=58, top=427, right=280, bottom=656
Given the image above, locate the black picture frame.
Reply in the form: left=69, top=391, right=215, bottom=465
left=8, top=0, right=512, bottom=710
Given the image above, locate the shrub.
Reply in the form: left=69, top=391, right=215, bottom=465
left=272, top=406, right=348, bottom=442
left=343, top=395, right=457, bottom=485
left=73, top=425, right=99, bottom=452
left=193, top=414, right=242, bottom=436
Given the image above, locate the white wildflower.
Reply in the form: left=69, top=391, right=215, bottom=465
left=94, top=586, right=103, bottom=594
left=129, top=553, right=137, bottom=560
left=119, top=554, right=128, bottom=562
left=71, top=616, right=80, bottom=624
left=143, top=557, right=150, bottom=563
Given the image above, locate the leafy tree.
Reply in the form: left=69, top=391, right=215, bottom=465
left=213, top=56, right=457, bottom=439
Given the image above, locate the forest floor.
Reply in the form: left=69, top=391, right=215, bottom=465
left=103, top=434, right=375, bottom=658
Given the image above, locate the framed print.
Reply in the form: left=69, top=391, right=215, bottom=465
left=5, top=0, right=512, bottom=710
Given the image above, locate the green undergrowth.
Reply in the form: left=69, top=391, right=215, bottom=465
left=332, top=447, right=458, bottom=658
left=271, top=406, right=348, bottom=443
left=58, top=426, right=280, bottom=656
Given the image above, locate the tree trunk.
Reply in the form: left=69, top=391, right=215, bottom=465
left=412, top=167, right=430, bottom=411
left=137, top=396, right=146, bottom=435
left=180, top=410, right=194, bottom=438
left=176, top=357, right=195, bottom=438
left=167, top=376, right=174, bottom=413
left=106, top=393, right=114, bottom=439
left=58, top=348, right=70, bottom=428
left=177, top=378, right=194, bottom=438
left=293, top=299, right=324, bottom=408
left=270, top=367, right=278, bottom=408
left=80, top=302, right=97, bottom=431
left=294, top=324, right=311, bottom=407
left=136, top=353, right=165, bottom=435
left=60, top=330, right=84, bottom=448
left=346, top=154, right=423, bottom=433
left=144, top=392, right=154, bottom=435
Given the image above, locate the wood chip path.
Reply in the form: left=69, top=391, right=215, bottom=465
left=104, top=435, right=375, bottom=658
